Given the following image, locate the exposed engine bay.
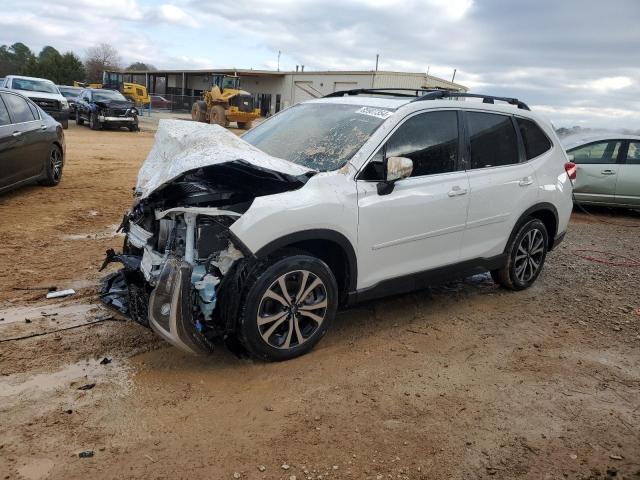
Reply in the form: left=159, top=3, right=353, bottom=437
left=100, top=120, right=314, bottom=354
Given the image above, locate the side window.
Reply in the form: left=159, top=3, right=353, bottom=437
left=625, top=142, right=640, bottom=165
left=0, top=95, right=11, bottom=126
left=383, top=110, right=458, bottom=177
left=568, top=141, right=621, bottom=164
left=516, top=117, right=552, bottom=159
left=467, top=112, right=519, bottom=169
left=26, top=100, right=40, bottom=120
left=2, top=93, right=36, bottom=123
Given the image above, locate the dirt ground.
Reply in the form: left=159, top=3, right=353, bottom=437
left=1, top=123, right=639, bottom=480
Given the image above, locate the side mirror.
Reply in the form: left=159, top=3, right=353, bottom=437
left=377, top=156, right=413, bottom=195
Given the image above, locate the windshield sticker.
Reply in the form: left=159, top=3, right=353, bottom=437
left=356, top=107, right=393, bottom=119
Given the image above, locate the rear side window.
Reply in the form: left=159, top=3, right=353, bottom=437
left=467, top=112, right=519, bottom=169
left=384, top=110, right=459, bottom=177
left=0, top=95, right=11, bottom=126
left=516, top=118, right=552, bottom=159
left=3, top=93, right=37, bottom=123
left=625, top=141, right=640, bottom=165
left=568, top=141, right=621, bottom=164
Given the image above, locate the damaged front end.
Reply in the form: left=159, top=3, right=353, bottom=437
left=99, top=120, right=313, bottom=355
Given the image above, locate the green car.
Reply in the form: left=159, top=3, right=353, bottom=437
left=563, top=134, right=640, bottom=208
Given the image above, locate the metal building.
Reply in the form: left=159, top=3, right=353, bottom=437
left=117, top=68, right=467, bottom=116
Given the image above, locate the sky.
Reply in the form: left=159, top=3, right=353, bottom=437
left=1, top=0, right=639, bottom=129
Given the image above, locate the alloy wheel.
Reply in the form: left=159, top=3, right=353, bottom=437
left=514, top=228, right=544, bottom=283
left=257, top=270, right=328, bottom=350
left=50, top=148, right=63, bottom=181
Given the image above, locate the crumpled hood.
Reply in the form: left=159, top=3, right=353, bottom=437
left=95, top=99, right=133, bottom=109
left=136, top=119, right=313, bottom=198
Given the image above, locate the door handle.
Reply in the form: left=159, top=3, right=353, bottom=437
left=448, top=186, right=468, bottom=197
left=40, top=124, right=47, bottom=130
left=518, top=176, right=533, bottom=186
left=12, top=131, right=21, bottom=137
left=601, top=169, right=615, bottom=175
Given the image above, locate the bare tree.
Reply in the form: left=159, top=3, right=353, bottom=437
left=85, top=43, right=121, bottom=82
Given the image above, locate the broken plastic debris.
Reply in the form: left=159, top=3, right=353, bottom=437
left=99, top=357, right=112, bottom=365
left=46, top=289, right=75, bottom=299
left=78, top=451, right=94, bottom=458
left=77, top=383, right=96, bottom=391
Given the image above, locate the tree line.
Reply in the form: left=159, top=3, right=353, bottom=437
left=0, top=42, right=156, bottom=86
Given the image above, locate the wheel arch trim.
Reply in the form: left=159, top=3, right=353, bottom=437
left=254, top=229, right=358, bottom=293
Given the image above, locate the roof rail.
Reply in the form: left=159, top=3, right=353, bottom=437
left=412, top=90, right=530, bottom=110
left=324, top=87, right=456, bottom=99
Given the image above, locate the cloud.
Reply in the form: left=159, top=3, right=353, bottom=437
left=2, top=0, right=639, bottom=128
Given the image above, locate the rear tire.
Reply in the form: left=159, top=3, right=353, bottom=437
left=492, top=218, right=548, bottom=291
left=128, top=122, right=139, bottom=132
left=235, top=253, right=338, bottom=361
left=191, top=101, right=207, bottom=122
left=39, top=144, right=63, bottom=187
left=76, top=110, right=84, bottom=126
left=61, top=119, right=69, bottom=129
left=237, top=121, right=252, bottom=130
left=208, top=105, right=226, bottom=127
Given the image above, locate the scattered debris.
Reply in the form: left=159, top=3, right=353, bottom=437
left=609, top=454, right=623, bottom=460
left=78, top=451, right=94, bottom=458
left=233, top=473, right=241, bottom=479
left=46, top=289, right=75, bottom=299
left=281, top=464, right=290, bottom=470
left=24, top=318, right=31, bottom=324
left=77, top=383, right=96, bottom=391
left=99, top=357, right=112, bottom=365
left=257, top=465, right=266, bottom=472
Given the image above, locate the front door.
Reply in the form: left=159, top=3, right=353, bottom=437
left=615, top=140, right=640, bottom=206
left=356, top=110, right=469, bottom=290
left=568, top=139, right=623, bottom=205
left=0, top=93, right=22, bottom=188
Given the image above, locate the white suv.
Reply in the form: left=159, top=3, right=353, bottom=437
left=101, top=89, right=574, bottom=361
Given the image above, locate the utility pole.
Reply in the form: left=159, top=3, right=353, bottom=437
left=375, top=53, right=379, bottom=72
left=277, top=50, right=281, bottom=71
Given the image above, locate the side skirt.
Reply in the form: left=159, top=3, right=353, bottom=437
left=346, top=254, right=507, bottom=306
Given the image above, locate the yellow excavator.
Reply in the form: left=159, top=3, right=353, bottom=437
left=191, top=74, right=260, bottom=130
left=101, top=72, right=151, bottom=106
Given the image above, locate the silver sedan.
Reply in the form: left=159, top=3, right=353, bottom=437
left=562, top=133, right=640, bottom=208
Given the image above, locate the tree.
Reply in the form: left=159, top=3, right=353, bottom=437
left=0, top=42, right=36, bottom=77
left=126, top=62, right=156, bottom=71
left=85, top=43, right=121, bottom=82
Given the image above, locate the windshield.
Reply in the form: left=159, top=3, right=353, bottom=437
left=243, top=103, right=392, bottom=171
left=92, top=90, right=127, bottom=102
left=58, top=87, right=81, bottom=98
left=11, top=78, right=58, bottom=94
left=222, top=76, right=239, bottom=90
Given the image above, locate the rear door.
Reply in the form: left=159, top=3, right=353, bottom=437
left=615, top=140, right=640, bottom=206
left=0, top=93, right=22, bottom=188
left=2, top=92, right=45, bottom=178
left=460, top=111, right=539, bottom=260
left=356, top=109, right=469, bottom=289
left=567, top=140, right=623, bottom=204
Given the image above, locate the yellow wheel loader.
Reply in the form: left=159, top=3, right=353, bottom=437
left=191, top=75, right=260, bottom=130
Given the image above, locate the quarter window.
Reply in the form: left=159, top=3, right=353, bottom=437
left=568, top=141, right=621, bottom=164
left=467, top=112, right=519, bottom=169
left=3, top=93, right=37, bottom=123
left=625, top=141, right=640, bottom=165
left=0, top=95, right=11, bottom=126
left=383, top=110, right=459, bottom=177
left=516, top=117, right=552, bottom=159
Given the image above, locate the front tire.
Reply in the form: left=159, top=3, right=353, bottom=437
left=208, top=105, right=226, bottom=127
left=76, top=110, right=84, bottom=126
left=492, top=218, right=548, bottom=290
left=237, top=121, right=252, bottom=130
left=89, top=112, right=101, bottom=130
left=236, top=254, right=338, bottom=361
left=39, top=145, right=64, bottom=187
